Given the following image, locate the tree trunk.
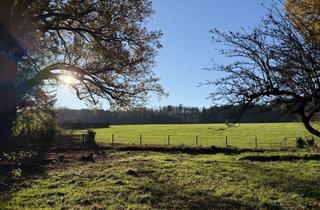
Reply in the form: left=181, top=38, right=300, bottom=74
left=0, top=54, right=18, bottom=149
left=301, top=114, right=320, bottom=138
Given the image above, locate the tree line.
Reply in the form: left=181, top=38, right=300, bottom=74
left=56, top=104, right=298, bottom=126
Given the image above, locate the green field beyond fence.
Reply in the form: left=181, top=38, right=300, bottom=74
left=74, top=123, right=320, bottom=149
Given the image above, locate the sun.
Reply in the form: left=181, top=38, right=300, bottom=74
left=60, top=74, right=76, bottom=86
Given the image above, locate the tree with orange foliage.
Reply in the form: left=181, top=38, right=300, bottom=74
left=285, top=0, right=320, bottom=46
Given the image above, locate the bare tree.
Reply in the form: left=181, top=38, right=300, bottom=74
left=0, top=0, right=164, bottom=146
left=207, top=3, right=320, bottom=137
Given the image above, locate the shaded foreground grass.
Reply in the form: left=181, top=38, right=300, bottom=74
left=1, top=148, right=320, bottom=209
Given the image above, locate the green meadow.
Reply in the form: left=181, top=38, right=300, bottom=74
left=2, top=150, right=320, bottom=209
left=3, top=123, right=319, bottom=209
left=76, top=123, right=319, bottom=148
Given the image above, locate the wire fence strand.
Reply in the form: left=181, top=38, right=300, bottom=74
left=94, top=133, right=310, bottom=149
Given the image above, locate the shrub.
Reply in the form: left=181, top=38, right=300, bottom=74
left=306, top=136, right=316, bottom=147
left=296, top=136, right=317, bottom=149
left=296, top=137, right=306, bottom=148
left=12, top=110, right=59, bottom=142
left=86, top=129, right=96, bottom=144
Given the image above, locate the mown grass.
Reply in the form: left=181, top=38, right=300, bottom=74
left=1, top=150, right=320, bottom=209
left=75, top=123, right=319, bottom=148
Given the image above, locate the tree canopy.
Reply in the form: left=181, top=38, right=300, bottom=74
left=208, top=3, right=320, bottom=137
left=285, top=0, right=320, bottom=46
left=0, top=0, right=164, bottom=144
left=1, top=0, right=164, bottom=107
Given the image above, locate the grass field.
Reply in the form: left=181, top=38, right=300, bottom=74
left=4, top=123, right=317, bottom=209
left=76, top=123, right=319, bottom=148
left=1, top=149, right=320, bottom=209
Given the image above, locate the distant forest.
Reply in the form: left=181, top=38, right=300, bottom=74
left=56, top=105, right=298, bottom=125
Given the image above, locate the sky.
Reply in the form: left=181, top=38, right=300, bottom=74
left=55, top=0, right=275, bottom=110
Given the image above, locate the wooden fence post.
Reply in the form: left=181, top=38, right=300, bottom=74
left=112, top=134, right=115, bottom=145
left=140, top=134, right=142, bottom=146
left=255, top=136, right=258, bottom=149
left=57, top=133, right=61, bottom=149
left=196, top=136, right=199, bottom=146
left=82, top=133, right=85, bottom=145
left=283, top=137, right=287, bottom=148
left=168, top=135, right=171, bottom=146
left=70, top=130, right=73, bottom=141
left=225, top=136, right=228, bottom=147
left=60, top=133, right=63, bottom=147
left=26, top=135, right=29, bottom=149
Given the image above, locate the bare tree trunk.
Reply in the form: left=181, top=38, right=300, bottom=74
left=301, top=114, right=320, bottom=138
left=0, top=54, right=18, bottom=149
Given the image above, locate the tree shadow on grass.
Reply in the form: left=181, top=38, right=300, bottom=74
left=136, top=180, right=284, bottom=210
left=239, top=154, right=320, bottom=162
left=127, top=164, right=285, bottom=210
left=0, top=144, right=110, bottom=207
left=238, top=161, right=320, bottom=200
left=0, top=149, right=49, bottom=197
left=101, top=144, right=280, bottom=155
left=0, top=140, right=96, bottom=196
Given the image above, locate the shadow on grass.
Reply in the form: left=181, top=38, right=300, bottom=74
left=136, top=176, right=284, bottom=210
left=124, top=163, right=286, bottom=210
left=0, top=149, right=49, bottom=203
left=239, top=154, right=320, bottom=162
left=98, top=144, right=286, bottom=155
left=238, top=161, right=320, bottom=201
left=0, top=141, right=91, bottom=200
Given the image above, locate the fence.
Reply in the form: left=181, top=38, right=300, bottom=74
left=8, top=131, right=318, bottom=150
left=95, top=133, right=317, bottom=149
left=9, top=132, right=88, bottom=149
left=57, top=133, right=86, bottom=146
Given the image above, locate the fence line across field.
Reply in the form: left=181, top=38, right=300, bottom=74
left=15, top=131, right=315, bottom=149
left=95, top=133, right=310, bottom=148
left=71, top=130, right=318, bottom=148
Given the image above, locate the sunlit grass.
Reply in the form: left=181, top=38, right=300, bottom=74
left=74, top=123, right=319, bottom=148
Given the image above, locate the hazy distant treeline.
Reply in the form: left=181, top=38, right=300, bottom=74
left=56, top=105, right=298, bottom=125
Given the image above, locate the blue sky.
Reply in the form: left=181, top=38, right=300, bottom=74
left=55, top=0, right=274, bottom=109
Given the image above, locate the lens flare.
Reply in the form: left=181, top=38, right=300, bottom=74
left=60, top=74, right=76, bottom=86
